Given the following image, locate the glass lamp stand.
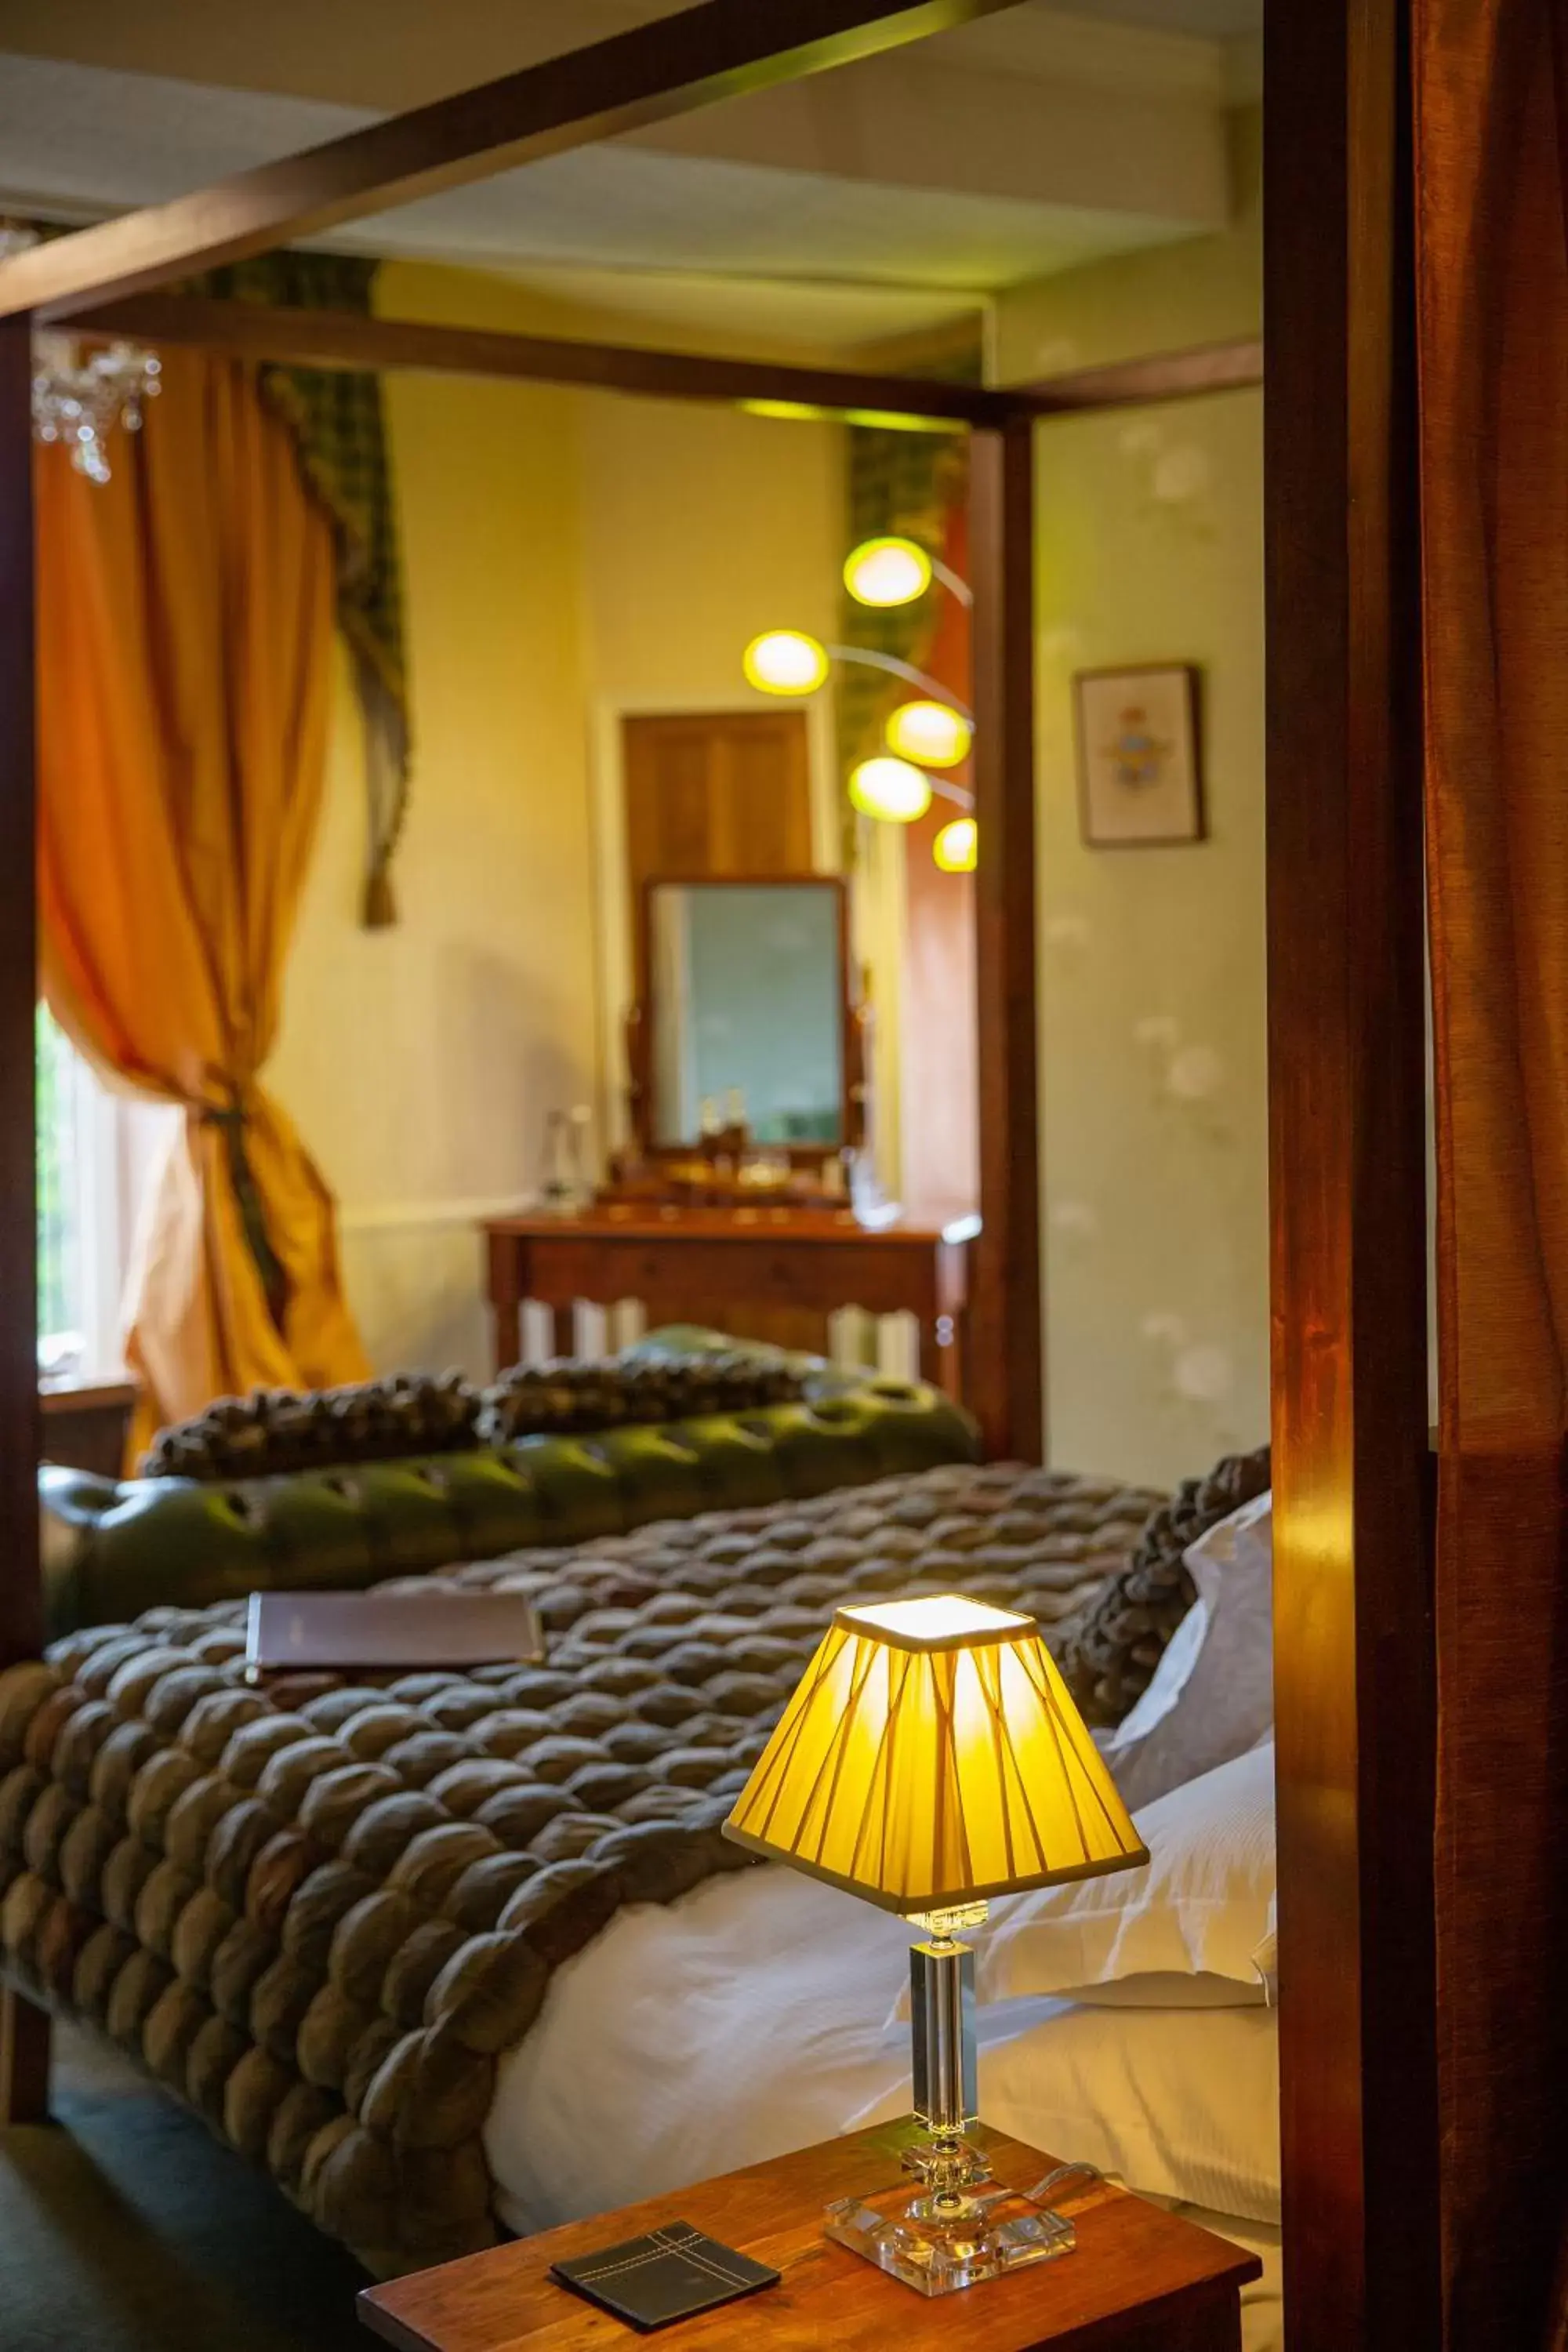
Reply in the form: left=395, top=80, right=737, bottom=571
left=824, top=1902, right=1091, bottom=2296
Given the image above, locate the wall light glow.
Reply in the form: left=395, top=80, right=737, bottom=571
left=933, top=817, right=978, bottom=873
left=849, top=757, right=933, bottom=823
left=885, top=700, right=973, bottom=768
left=743, top=630, right=829, bottom=695
left=844, top=536, right=933, bottom=608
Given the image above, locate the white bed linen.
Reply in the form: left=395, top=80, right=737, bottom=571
left=485, top=1866, right=1282, bottom=2349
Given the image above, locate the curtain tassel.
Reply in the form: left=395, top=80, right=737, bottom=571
left=203, top=1094, right=291, bottom=1332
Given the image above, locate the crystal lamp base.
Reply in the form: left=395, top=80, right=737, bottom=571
left=823, top=2133, right=1083, bottom=2298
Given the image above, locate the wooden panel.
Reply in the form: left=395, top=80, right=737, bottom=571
left=723, top=722, right=814, bottom=869
left=39, top=1377, right=137, bottom=1479
left=1265, top=2, right=1439, bottom=2347
left=361, top=2121, right=1258, bottom=2351
left=0, top=0, right=1038, bottom=324
left=623, top=711, right=812, bottom=907
left=967, top=421, right=1043, bottom=1464
left=0, top=318, right=40, bottom=1675
left=902, top=798, right=979, bottom=1211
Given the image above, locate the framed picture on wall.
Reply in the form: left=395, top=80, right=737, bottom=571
left=1073, top=664, right=1204, bottom=848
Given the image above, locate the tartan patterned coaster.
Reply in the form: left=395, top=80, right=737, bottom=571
left=550, top=2220, right=780, bottom=2331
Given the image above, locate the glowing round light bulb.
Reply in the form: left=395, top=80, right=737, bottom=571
left=933, top=817, right=978, bottom=873
left=848, top=757, right=933, bottom=823
left=884, top=699, right=974, bottom=768
left=843, top=535, right=933, bottom=608
left=743, top=630, right=829, bottom=695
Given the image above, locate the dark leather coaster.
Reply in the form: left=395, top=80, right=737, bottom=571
left=550, top=2220, right=780, bottom=2331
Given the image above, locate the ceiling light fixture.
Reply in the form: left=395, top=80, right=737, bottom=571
left=1, top=227, right=161, bottom=486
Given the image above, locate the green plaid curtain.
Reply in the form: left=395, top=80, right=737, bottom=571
left=194, top=252, right=411, bottom=926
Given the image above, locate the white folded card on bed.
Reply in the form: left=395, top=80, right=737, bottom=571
left=245, top=1587, right=544, bottom=1679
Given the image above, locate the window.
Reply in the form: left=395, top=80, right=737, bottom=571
left=36, top=1006, right=175, bottom=1377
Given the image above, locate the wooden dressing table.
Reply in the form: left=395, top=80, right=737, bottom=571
left=485, top=874, right=977, bottom=1406
left=482, top=1205, right=975, bottom=1401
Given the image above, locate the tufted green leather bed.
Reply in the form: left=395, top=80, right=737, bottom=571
left=38, top=1335, right=977, bottom=1639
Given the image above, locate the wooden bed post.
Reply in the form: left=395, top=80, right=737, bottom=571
left=0, top=314, right=40, bottom=1681
left=968, top=416, right=1044, bottom=1465
left=1, top=1989, right=51, bottom=2127
left=0, top=317, right=49, bottom=2125
left=1265, top=0, right=1439, bottom=2345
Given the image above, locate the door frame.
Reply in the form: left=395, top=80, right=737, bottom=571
left=587, top=691, right=840, bottom=1160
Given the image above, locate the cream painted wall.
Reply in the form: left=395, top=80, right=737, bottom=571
left=270, top=263, right=850, bottom=1376
left=993, top=109, right=1266, bottom=1490
left=272, top=263, right=598, bottom=1375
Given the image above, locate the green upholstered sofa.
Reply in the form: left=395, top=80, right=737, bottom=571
left=37, top=1333, right=978, bottom=1639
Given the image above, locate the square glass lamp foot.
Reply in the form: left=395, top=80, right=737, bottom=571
left=825, top=2135, right=1078, bottom=2296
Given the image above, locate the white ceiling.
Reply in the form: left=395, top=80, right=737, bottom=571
left=0, top=2, right=1258, bottom=351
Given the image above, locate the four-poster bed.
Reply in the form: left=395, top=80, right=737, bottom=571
left=0, top=2, right=1439, bottom=2348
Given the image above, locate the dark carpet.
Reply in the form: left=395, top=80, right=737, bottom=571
left=0, top=2024, right=368, bottom=2352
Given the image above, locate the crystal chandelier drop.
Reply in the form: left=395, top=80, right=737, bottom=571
left=0, top=225, right=161, bottom=485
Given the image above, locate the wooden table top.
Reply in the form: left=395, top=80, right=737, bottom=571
left=359, top=2120, right=1261, bottom=2352
left=38, top=1370, right=137, bottom=1410
left=484, top=1207, right=980, bottom=1246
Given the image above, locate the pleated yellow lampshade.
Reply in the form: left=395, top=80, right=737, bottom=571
left=723, top=1595, right=1148, bottom=1914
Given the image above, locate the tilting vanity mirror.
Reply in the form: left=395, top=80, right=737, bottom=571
left=614, top=875, right=868, bottom=1206
left=648, top=880, right=847, bottom=1148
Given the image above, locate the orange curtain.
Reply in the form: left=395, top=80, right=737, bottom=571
left=1416, top=2, right=1568, bottom=2343
left=36, top=349, right=369, bottom=1439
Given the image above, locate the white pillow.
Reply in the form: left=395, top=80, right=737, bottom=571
left=1252, top=1891, right=1277, bottom=2006
left=851, top=2000, right=1282, bottom=2228
left=974, top=1737, right=1276, bottom=2005
left=1100, top=1489, right=1273, bottom=1811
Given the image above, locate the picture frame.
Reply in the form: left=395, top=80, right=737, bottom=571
left=1073, top=664, right=1204, bottom=848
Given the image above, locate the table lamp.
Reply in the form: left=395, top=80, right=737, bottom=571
left=723, top=1593, right=1148, bottom=2296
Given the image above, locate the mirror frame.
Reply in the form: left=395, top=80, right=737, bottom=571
left=627, top=873, right=865, bottom=1169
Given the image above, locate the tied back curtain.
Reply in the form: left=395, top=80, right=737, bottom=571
left=36, top=347, right=369, bottom=1436
left=1415, top=2, right=1568, bottom=2344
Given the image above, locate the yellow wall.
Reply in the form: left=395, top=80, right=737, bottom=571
left=576, top=393, right=847, bottom=1162
left=994, top=110, right=1266, bottom=1488
left=270, top=263, right=846, bottom=1373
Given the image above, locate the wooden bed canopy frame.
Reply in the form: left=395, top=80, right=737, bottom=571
left=0, top=5, right=1432, bottom=2350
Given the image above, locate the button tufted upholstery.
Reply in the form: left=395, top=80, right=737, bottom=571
left=1, top=1457, right=1160, bottom=2277
left=40, top=1341, right=978, bottom=1637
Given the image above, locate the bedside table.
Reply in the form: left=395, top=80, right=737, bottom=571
left=358, top=2120, right=1263, bottom=2351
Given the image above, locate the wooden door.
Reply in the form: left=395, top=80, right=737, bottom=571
left=622, top=708, right=820, bottom=1354
left=622, top=710, right=812, bottom=898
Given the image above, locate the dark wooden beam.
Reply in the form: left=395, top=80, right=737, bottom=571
left=0, top=0, right=1032, bottom=324
left=72, top=296, right=1264, bottom=434
left=1265, top=0, right=1438, bottom=2345
left=70, top=294, right=1018, bottom=428
left=967, top=418, right=1043, bottom=1464
left=0, top=317, right=41, bottom=1675
left=1020, top=336, right=1264, bottom=414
